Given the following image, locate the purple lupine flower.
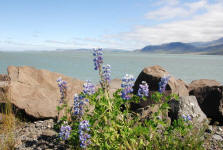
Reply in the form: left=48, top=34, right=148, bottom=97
left=73, top=94, right=88, bottom=117
left=121, top=74, right=135, bottom=100
left=59, top=124, right=71, bottom=140
left=83, top=80, right=95, bottom=95
left=56, top=77, right=67, bottom=103
left=79, top=120, right=91, bottom=148
left=102, top=64, right=111, bottom=82
left=79, top=131, right=91, bottom=148
left=182, top=114, right=192, bottom=121
left=138, top=81, right=149, bottom=97
left=79, top=120, right=90, bottom=131
left=158, top=75, right=170, bottom=93
left=93, top=48, right=103, bottom=70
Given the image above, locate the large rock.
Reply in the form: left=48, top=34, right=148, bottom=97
left=6, top=66, right=84, bottom=119
left=189, top=80, right=223, bottom=124
left=133, top=65, right=189, bottom=96
left=109, top=78, right=121, bottom=96
left=169, top=96, right=208, bottom=124
left=189, top=79, right=221, bottom=91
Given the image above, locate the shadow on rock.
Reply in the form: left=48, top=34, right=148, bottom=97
left=24, top=134, right=68, bottom=150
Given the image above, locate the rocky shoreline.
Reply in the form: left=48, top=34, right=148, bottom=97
left=1, top=65, right=223, bottom=149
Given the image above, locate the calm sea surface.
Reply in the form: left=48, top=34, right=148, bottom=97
left=0, top=51, right=223, bottom=84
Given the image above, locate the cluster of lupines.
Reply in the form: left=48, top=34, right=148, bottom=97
left=138, top=81, right=149, bottom=97
left=121, top=74, right=135, bottom=100
left=93, top=48, right=103, bottom=70
left=102, top=64, right=111, bottom=83
left=56, top=77, right=67, bottom=103
left=79, top=120, right=91, bottom=148
left=59, top=124, right=72, bottom=140
left=182, top=114, right=192, bottom=122
left=73, top=94, right=88, bottom=117
left=55, top=47, right=206, bottom=149
left=74, top=80, right=95, bottom=117
left=83, top=80, right=95, bottom=95
left=158, top=75, right=170, bottom=93
left=73, top=80, right=94, bottom=148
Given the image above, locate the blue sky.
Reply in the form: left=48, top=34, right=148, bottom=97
left=0, top=0, right=223, bottom=51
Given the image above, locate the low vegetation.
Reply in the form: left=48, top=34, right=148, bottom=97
left=0, top=92, right=16, bottom=150
left=55, top=48, right=207, bottom=150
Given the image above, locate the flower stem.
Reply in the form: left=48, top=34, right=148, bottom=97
left=98, top=65, right=109, bottom=99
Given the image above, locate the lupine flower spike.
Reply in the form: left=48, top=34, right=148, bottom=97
left=56, top=77, right=67, bottom=103
left=182, top=114, right=192, bottom=121
left=121, top=74, right=135, bottom=100
left=102, top=64, right=111, bottom=83
left=93, top=48, right=103, bottom=70
left=79, top=120, right=91, bottom=148
left=73, top=94, right=88, bottom=117
left=138, top=81, right=149, bottom=97
left=158, top=75, right=170, bottom=93
left=83, top=80, right=95, bottom=95
left=59, top=124, right=71, bottom=140
left=102, top=64, right=111, bottom=97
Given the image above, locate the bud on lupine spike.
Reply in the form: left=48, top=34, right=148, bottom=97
left=83, top=80, right=95, bottom=95
left=158, top=75, right=170, bottom=93
left=121, top=74, right=135, bottom=100
left=182, top=114, right=192, bottom=121
left=79, top=120, right=91, bottom=148
left=59, top=124, right=71, bottom=140
left=93, top=48, right=103, bottom=70
left=102, top=64, right=111, bottom=82
left=73, top=93, right=89, bottom=117
left=56, top=77, right=67, bottom=103
left=138, top=81, right=149, bottom=97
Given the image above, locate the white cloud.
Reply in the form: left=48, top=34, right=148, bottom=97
left=72, top=37, right=133, bottom=50
left=145, top=0, right=208, bottom=20
left=114, top=0, right=223, bottom=48
left=145, top=6, right=188, bottom=20
left=0, top=38, right=131, bottom=51
left=45, top=40, right=72, bottom=45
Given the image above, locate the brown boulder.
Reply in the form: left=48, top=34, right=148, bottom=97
left=133, top=65, right=189, bottom=96
left=109, top=78, right=121, bottom=96
left=189, top=80, right=223, bottom=124
left=6, top=66, right=84, bottom=119
left=189, top=79, right=221, bottom=91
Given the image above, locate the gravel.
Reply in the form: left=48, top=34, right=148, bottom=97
left=1, top=119, right=223, bottom=149
left=203, top=125, right=223, bottom=150
left=1, top=119, right=70, bottom=150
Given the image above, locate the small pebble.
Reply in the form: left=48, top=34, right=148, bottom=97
left=206, top=126, right=212, bottom=133
left=212, top=134, right=223, bottom=141
left=217, top=127, right=222, bottom=132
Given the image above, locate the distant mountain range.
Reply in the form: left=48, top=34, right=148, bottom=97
left=141, top=37, right=223, bottom=55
